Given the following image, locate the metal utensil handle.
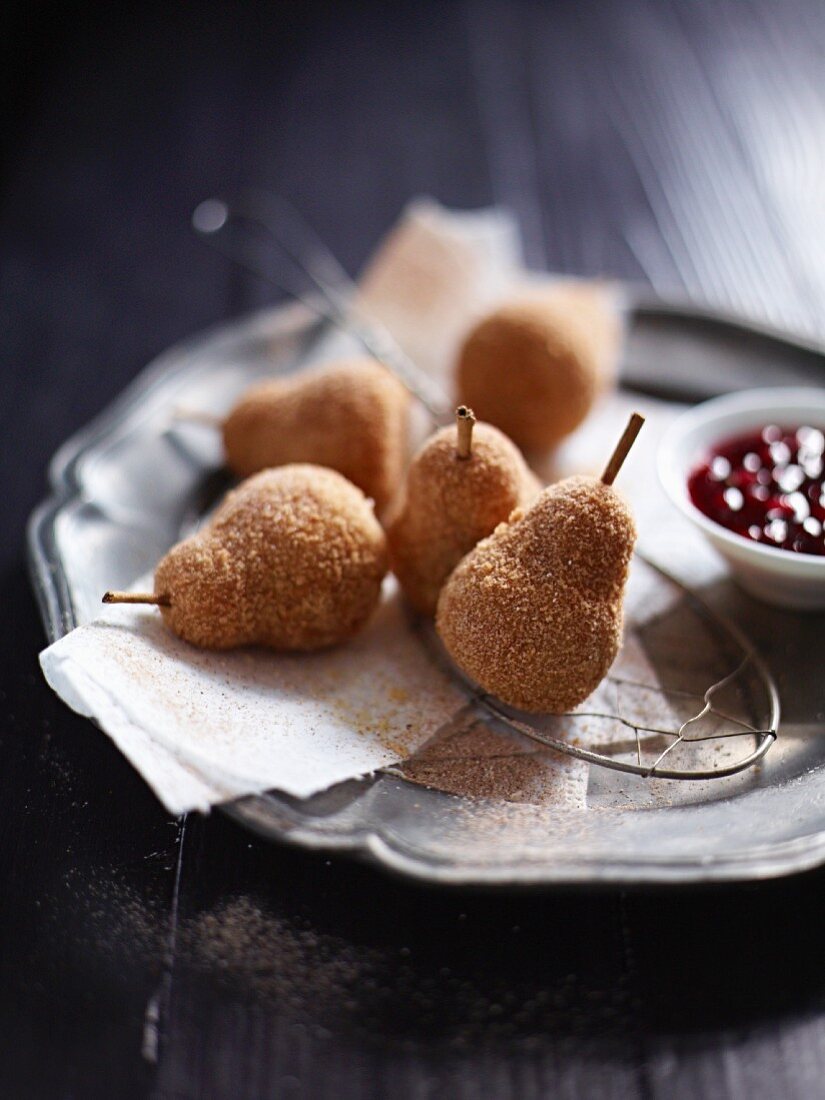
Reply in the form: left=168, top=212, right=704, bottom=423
left=192, top=191, right=451, bottom=422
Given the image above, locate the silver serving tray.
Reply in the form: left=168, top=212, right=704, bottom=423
left=28, top=296, right=825, bottom=885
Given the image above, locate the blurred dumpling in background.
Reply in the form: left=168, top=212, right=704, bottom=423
left=454, top=281, right=622, bottom=453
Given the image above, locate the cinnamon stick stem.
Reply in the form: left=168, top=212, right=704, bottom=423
left=456, top=405, right=476, bottom=459
left=102, top=591, right=171, bottom=607
left=600, top=412, right=645, bottom=485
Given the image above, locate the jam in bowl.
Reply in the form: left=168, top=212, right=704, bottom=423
left=658, top=388, right=825, bottom=610
left=688, top=425, right=825, bottom=556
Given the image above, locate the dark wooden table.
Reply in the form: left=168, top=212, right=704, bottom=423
left=3, top=2, right=825, bottom=1096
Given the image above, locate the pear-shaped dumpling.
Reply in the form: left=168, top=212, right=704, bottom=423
left=386, top=408, right=541, bottom=615
left=134, top=465, right=387, bottom=651
left=436, top=413, right=643, bottom=713
left=436, top=476, right=635, bottom=712
left=455, top=283, right=620, bottom=452
left=222, top=357, right=409, bottom=514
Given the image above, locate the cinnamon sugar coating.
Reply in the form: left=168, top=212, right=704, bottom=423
left=155, top=465, right=388, bottom=651
left=223, top=357, right=410, bottom=514
left=436, top=476, right=636, bottom=713
left=456, top=285, right=620, bottom=451
left=386, top=421, right=541, bottom=616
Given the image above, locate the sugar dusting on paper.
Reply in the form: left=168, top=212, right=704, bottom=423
left=40, top=578, right=465, bottom=814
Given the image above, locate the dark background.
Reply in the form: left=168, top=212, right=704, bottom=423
left=3, top=1, right=825, bottom=1096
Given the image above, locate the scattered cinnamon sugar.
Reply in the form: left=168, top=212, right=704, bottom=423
left=178, top=892, right=629, bottom=1045
left=183, top=896, right=374, bottom=1012
left=400, top=717, right=581, bottom=805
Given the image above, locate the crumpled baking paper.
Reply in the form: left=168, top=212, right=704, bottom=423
left=41, top=577, right=467, bottom=814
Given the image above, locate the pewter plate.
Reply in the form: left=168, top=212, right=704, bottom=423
left=28, top=295, right=825, bottom=885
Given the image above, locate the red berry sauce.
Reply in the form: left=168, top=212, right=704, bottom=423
left=688, top=424, right=825, bottom=555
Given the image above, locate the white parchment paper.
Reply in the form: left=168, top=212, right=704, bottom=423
left=41, top=578, right=467, bottom=814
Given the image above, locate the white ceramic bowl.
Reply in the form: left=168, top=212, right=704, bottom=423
left=658, top=387, right=825, bottom=610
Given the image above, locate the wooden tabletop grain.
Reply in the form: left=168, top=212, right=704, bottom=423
left=2, top=1, right=825, bottom=1097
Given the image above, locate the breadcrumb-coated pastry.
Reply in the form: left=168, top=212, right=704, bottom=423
left=455, top=284, right=620, bottom=451
left=223, top=357, right=410, bottom=514
left=436, top=476, right=636, bottom=713
left=387, top=414, right=541, bottom=615
left=154, top=465, right=388, bottom=651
